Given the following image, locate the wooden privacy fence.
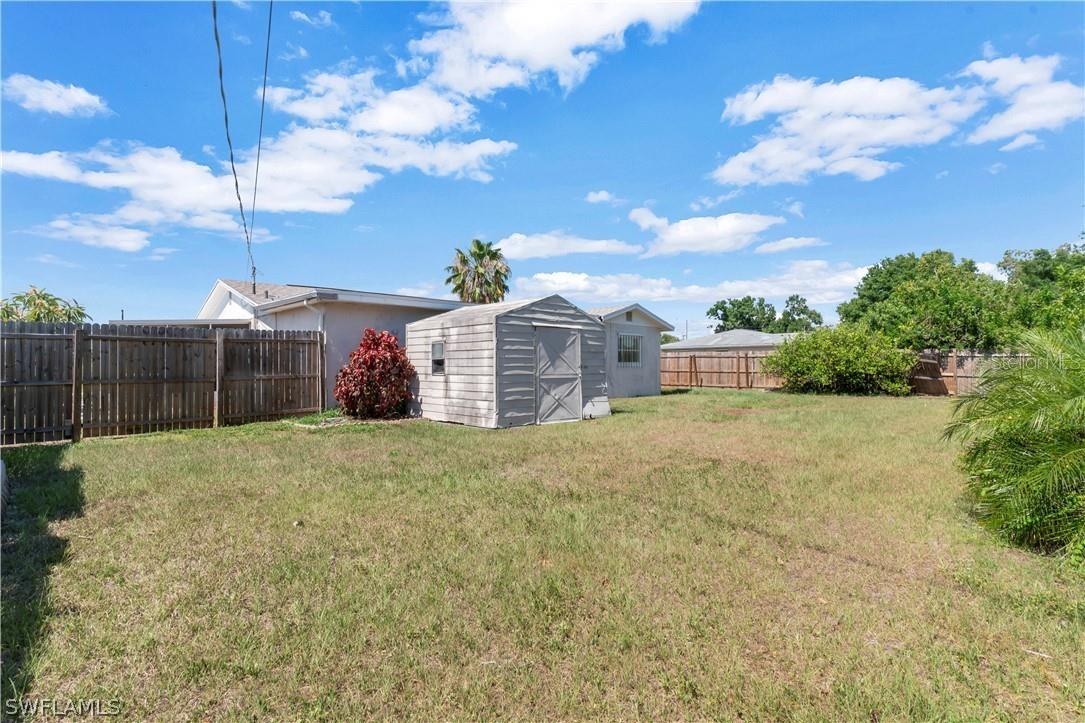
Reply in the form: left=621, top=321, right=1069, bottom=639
left=910, top=350, right=1028, bottom=396
left=660, top=351, right=784, bottom=390
left=662, top=348, right=1024, bottom=395
left=2, top=322, right=325, bottom=445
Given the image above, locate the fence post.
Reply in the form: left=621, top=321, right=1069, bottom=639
left=318, top=331, right=327, bottom=410
left=71, top=327, right=83, bottom=443
left=949, top=349, right=958, bottom=396
left=213, top=329, right=225, bottom=427
left=688, top=355, right=694, bottom=388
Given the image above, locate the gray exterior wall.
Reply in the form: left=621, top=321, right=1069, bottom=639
left=265, top=302, right=453, bottom=404
left=495, top=297, right=610, bottom=427
left=406, top=319, right=497, bottom=428
left=603, top=313, right=663, bottom=398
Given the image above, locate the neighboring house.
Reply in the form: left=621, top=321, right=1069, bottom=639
left=406, top=296, right=610, bottom=428
left=194, top=279, right=464, bottom=401
left=662, top=328, right=796, bottom=353
left=588, top=304, right=674, bottom=398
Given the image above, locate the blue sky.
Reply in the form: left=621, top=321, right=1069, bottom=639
left=2, top=1, right=1083, bottom=335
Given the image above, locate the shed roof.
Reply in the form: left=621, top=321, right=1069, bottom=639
left=587, top=303, right=674, bottom=331
left=662, top=328, right=796, bottom=350
left=407, top=297, right=544, bottom=330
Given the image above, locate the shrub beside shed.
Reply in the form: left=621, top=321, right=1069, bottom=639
left=405, top=295, right=610, bottom=428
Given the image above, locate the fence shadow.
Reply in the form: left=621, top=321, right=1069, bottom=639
left=1, top=445, right=85, bottom=713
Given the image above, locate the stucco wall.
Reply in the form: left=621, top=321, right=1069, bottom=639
left=604, top=312, right=663, bottom=398
left=264, top=302, right=452, bottom=405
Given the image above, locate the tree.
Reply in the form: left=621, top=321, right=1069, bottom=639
left=837, top=252, right=922, bottom=324
left=660, top=332, right=680, bottom=345
left=1, top=286, right=90, bottom=322
left=445, top=239, right=510, bottom=303
left=836, top=250, right=1011, bottom=350
left=707, top=296, right=777, bottom=333
left=768, top=295, right=823, bottom=333
left=999, top=244, right=1085, bottom=331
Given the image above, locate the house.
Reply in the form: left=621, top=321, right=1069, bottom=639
left=662, top=328, right=796, bottom=353
left=194, top=279, right=464, bottom=401
left=588, top=304, right=674, bottom=398
left=405, top=295, right=610, bottom=428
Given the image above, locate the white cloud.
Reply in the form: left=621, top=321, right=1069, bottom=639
left=714, top=73, right=985, bottom=186
left=754, top=236, right=826, bottom=254
left=280, top=43, right=309, bottom=62
left=998, top=133, right=1041, bottom=151
left=629, top=207, right=785, bottom=257
left=395, top=281, right=456, bottom=300
left=350, top=85, right=475, bottom=136
left=963, top=54, right=1084, bottom=145
left=36, top=217, right=151, bottom=252
left=981, top=41, right=998, bottom=61
left=935, top=170, right=950, bottom=179
left=146, top=247, right=178, bottom=262
left=516, top=259, right=867, bottom=304
left=2, top=74, right=109, bottom=117
left=409, top=1, right=699, bottom=97
left=265, top=69, right=380, bottom=122
left=290, top=10, right=334, bottom=28
left=233, top=33, right=252, bottom=45
left=496, top=230, right=642, bottom=259
left=976, top=261, right=1008, bottom=281
left=585, top=189, right=621, bottom=204
left=32, top=253, right=79, bottom=268
left=783, top=200, right=804, bottom=218
left=987, top=162, right=1007, bottom=175
left=689, top=190, right=740, bottom=211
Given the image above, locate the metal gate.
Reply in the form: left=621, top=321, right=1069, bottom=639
left=535, top=326, right=582, bottom=424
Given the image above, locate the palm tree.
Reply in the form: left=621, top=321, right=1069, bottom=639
left=944, top=327, right=1085, bottom=558
left=445, top=239, right=510, bottom=304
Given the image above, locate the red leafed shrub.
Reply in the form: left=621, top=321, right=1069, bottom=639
left=334, top=328, right=416, bottom=418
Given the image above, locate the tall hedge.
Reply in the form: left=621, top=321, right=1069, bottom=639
left=762, top=325, right=916, bottom=395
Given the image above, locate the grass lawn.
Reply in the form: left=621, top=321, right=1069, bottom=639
left=2, top=389, right=1082, bottom=720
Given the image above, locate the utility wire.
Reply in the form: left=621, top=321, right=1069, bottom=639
left=211, top=0, right=251, bottom=251
left=248, top=1, right=274, bottom=293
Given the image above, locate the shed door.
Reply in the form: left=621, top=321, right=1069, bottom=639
left=535, top=327, right=582, bottom=424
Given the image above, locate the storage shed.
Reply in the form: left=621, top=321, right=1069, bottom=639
left=405, top=295, right=610, bottom=428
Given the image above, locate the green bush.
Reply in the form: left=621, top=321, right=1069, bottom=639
left=762, top=325, right=917, bottom=395
left=944, top=328, right=1085, bottom=559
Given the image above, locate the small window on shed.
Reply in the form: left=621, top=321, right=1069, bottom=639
left=431, top=342, right=445, bottom=375
left=625, top=310, right=634, bottom=322
left=617, top=334, right=642, bottom=367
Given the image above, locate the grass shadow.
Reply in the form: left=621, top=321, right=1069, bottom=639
left=661, top=387, right=693, bottom=395
left=1, top=444, right=85, bottom=716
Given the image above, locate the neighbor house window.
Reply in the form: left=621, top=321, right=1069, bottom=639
left=431, top=342, right=445, bottom=375
left=617, top=334, right=642, bottom=367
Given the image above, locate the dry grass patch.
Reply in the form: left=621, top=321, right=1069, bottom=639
left=2, top=389, right=1082, bottom=720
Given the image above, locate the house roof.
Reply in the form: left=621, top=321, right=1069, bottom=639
left=587, top=303, right=674, bottom=331
left=199, top=279, right=465, bottom=318
left=662, top=328, right=796, bottom=350
left=220, top=279, right=315, bottom=305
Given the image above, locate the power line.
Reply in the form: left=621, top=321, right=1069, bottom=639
left=210, top=0, right=251, bottom=249
left=248, top=0, right=274, bottom=294
left=211, top=0, right=274, bottom=294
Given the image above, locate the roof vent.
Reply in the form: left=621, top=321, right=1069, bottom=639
left=264, top=290, right=269, bottom=299
left=625, top=310, right=633, bottom=322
